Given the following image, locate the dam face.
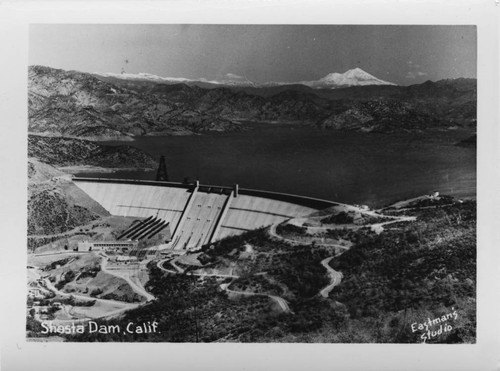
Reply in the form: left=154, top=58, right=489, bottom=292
left=73, top=178, right=336, bottom=251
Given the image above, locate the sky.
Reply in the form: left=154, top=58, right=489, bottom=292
left=29, top=24, right=476, bottom=86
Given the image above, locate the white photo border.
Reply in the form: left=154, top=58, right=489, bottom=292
left=1, top=1, right=498, bottom=370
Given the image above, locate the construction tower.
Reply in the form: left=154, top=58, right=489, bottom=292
left=156, top=155, right=169, bottom=181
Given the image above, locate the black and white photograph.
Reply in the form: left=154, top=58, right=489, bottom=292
left=25, top=23, right=478, bottom=343
left=1, top=0, right=499, bottom=370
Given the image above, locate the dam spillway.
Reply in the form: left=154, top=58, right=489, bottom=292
left=73, top=177, right=337, bottom=251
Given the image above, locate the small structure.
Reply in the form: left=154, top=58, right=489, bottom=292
left=77, top=241, right=138, bottom=252
left=156, top=155, right=169, bottom=181
left=115, top=255, right=138, bottom=262
left=28, top=289, right=44, bottom=299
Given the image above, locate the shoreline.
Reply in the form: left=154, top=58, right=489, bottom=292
left=58, top=165, right=155, bottom=174
left=28, top=132, right=136, bottom=142
left=29, top=125, right=476, bottom=143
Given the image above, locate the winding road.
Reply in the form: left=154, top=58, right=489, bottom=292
left=268, top=210, right=417, bottom=300
left=319, top=257, right=343, bottom=298
left=157, top=258, right=239, bottom=278
left=157, top=258, right=291, bottom=313
left=220, top=283, right=292, bottom=313
left=156, top=209, right=414, bottom=311
left=42, top=278, right=140, bottom=321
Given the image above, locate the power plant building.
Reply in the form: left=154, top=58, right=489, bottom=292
left=77, top=240, right=138, bottom=252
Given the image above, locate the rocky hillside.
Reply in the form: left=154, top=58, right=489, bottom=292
left=98, top=71, right=477, bottom=132
left=28, top=183, right=103, bottom=235
left=28, top=134, right=157, bottom=169
left=27, top=134, right=159, bottom=237
left=28, top=158, right=66, bottom=182
left=29, top=66, right=242, bottom=140
left=27, top=158, right=109, bottom=236
left=29, top=65, right=477, bottom=139
left=319, top=99, right=439, bottom=132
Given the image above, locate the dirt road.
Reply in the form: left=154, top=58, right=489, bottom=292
left=42, top=278, right=140, bottom=320
left=268, top=224, right=350, bottom=250
left=157, top=258, right=239, bottom=278
left=156, top=259, right=291, bottom=312
left=319, top=257, right=343, bottom=298
left=100, top=256, right=155, bottom=302
left=221, top=283, right=291, bottom=313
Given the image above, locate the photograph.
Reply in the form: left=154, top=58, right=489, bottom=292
left=25, top=23, right=478, bottom=344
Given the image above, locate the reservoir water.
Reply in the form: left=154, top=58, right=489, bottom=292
left=78, top=124, right=476, bottom=208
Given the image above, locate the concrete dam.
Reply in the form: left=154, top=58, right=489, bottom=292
left=73, top=177, right=337, bottom=251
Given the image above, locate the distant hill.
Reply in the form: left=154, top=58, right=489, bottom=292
left=29, top=66, right=477, bottom=139
left=28, top=66, right=243, bottom=140
left=28, top=134, right=157, bottom=169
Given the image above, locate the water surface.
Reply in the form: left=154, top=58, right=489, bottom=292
left=78, top=124, right=476, bottom=208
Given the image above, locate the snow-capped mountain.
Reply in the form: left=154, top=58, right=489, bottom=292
left=95, top=72, right=192, bottom=84
left=95, top=72, right=257, bottom=87
left=300, top=68, right=396, bottom=88
left=95, top=68, right=395, bottom=89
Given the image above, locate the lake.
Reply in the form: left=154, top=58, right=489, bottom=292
left=78, top=124, right=476, bottom=208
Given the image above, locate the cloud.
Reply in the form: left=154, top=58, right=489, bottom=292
left=405, top=71, right=428, bottom=79
left=405, top=61, right=427, bottom=79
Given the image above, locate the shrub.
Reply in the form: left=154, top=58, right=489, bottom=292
left=321, top=211, right=354, bottom=224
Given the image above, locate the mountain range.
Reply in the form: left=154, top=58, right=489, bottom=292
left=28, top=65, right=476, bottom=140
left=96, top=68, right=395, bottom=89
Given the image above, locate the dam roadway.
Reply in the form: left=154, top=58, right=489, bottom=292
left=72, top=177, right=338, bottom=251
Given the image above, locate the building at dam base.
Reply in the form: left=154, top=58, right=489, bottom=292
left=73, top=177, right=337, bottom=251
